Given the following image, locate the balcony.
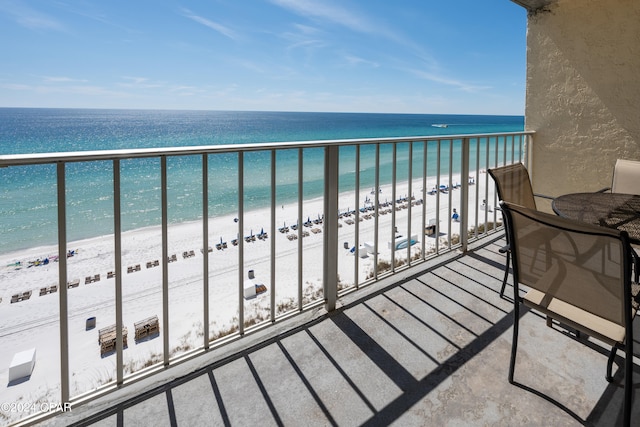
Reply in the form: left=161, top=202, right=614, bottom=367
left=1, top=132, right=638, bottom=425
left=33, top=237, right=640, bottom=426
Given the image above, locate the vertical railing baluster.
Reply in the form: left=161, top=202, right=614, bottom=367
left=238, top=152, right=245, bottom=334
left=478, top=137, right=498, bottom=227
left=324, top=146, right=339, bottom=312
left=390, top=143, right=397, bottom=273
left=435, top=141, right=442, bottom=255
left=373, top=144, right=380, bottom=278
left=57, top=162, right=69, bottom=404
left=517, top=134, right=523, bottom=163
left=113, top=160, right=124, bottom=383
left=474, top=138, right=481, bottom=239
left=202, top=154, right=210, bottom=348
left=447, top=140, right=453, bottom=250
left=297, top=148, right=303, bottom=310
left=161, top=156, right=169, bottom=365
left=354, top=145, right=360, bottom=288
left=460, top=137, right=470, bottom=252
left=510, top=135, right=516, bottom=163
left=406, top=142, right=413, bottom=265
left=421, top=140, right=427, bottom=260
left=270, top=149, right=276, bottom=321
left=503, top=136, right=508, bottom=166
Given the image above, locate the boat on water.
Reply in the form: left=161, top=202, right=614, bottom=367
left=432, top=124, right=448, bottom=128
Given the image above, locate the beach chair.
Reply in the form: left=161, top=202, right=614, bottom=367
left=134, top=315, right=160, bottom=342
left=500, top=201, right=637, bottom=427
left=487, top=163, right=553, bottom=298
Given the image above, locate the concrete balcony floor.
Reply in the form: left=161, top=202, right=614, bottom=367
left=40, top=237, right=638, bottom=427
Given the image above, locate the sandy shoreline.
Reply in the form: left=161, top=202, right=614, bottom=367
left=0, top=171, right=498, bottom=424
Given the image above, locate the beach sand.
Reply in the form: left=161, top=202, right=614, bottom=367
left=0, top=172, right=498, bottom=424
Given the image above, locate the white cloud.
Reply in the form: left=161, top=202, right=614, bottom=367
left=182, top=8, right=238, bottom=40
left=0, top=1, right=66, bottom=32
left=409, top=69, right=492, bottom=93
left=270, top=0, right=381, bottom=36
left=42, top=76, right=88, bottom=83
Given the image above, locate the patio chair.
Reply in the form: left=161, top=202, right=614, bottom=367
left=487, top=163, right=553, bottom=298
left=599, top=159, right=640, bottom=280
left=500, top=201, right=636, bottom=427
left=603, top=158, right=640, bottom=194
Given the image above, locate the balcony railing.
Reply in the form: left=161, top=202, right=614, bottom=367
left=0, top=131, right=532, bottom=425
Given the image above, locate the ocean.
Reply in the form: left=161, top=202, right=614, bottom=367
left=0, top=108, right=523, bottom=254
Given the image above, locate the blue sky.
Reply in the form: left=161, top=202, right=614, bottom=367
left=0, top=0, right=527, bottom=114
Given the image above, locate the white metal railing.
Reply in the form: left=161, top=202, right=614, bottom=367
left=0, top=131, right=532, bottom=425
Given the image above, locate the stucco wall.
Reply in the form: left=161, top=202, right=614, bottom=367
left=524, top=0, right=640, bottom=210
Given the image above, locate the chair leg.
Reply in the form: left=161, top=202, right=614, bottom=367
left=606, top=346, right=616, bottom=382
left=509, top=299, right=520, bottom=384
left=632, top=250, right=640, bottom=283
left=624, top=338, right=633, bottom=427
left=500, top=251, right=510, bottom=299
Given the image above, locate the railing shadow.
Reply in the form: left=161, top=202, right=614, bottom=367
left=66, top=241, right=636, bottom=427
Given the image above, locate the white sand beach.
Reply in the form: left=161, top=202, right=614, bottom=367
left=0, top=172, right=498, bottom=424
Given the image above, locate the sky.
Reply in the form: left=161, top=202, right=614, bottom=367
left=0, top=0, right=527, bottom=115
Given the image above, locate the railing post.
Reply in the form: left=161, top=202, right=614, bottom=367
left=56, top=162, right=69, bottom=404
left=460, top=137, right=470, bottom=252
left=161, top=156, right=170, bottom=365
left=202, top=154, right=210, bottom=348
left=323, top=145, right=339, bottom=312
left=113, top=160, right=124, bottom=384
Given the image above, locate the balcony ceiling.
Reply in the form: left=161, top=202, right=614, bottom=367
left=511, top=0, right=554, bottom=11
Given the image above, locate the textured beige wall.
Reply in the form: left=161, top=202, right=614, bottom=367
left=524, top=0, right=640, bottom=210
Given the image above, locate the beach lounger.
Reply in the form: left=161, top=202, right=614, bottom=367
left=39, top=285, right=57, bottom=296
left=98, top=324, right=128, bottom=355
left=68, top=279, right=80, bottom=288
left=107, top=271, right=115, bottom=279
left=134, top=315, right=160, bottom=342
left=168, top=254, right=177, bottom=262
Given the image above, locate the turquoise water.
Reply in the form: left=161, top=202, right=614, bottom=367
left=0, top=109, right=524, bottom=254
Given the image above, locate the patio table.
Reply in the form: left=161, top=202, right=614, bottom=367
left=552, top=192, right=640, bottom=245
